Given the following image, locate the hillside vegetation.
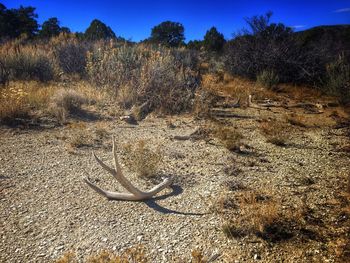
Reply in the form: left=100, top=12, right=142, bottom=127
left=0, top=3, right=349, bottom=263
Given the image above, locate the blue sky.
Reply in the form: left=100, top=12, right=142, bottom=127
left=3, top=0, right=350, bottom=41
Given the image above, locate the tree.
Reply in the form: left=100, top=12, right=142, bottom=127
left=224, top=12, right=325, bottom=84
left=149, top=21, right=185, bottom=47
left=39, top=17, right=61, bottom=38
left=0, top=4, right=38, bottom=39
left=187, top=40, right=202, bottom=50
left=84, top=19, right=116, bottom=40
left=203, top=27, right=225, bottom=52
left=60, top=27, right=71, bottom=34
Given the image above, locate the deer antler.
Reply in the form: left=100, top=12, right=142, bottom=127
left=83, top=137, right=172, bottom=201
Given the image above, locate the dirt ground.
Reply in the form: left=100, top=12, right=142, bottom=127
left=1, top=83, right=349, bottom=262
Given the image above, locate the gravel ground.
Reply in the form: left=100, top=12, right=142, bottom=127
left=0, top=106, right=349, bottom=262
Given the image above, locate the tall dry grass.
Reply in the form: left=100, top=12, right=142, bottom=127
left=0, top=81, right=101, bottom=124
left=0, top=41, right=58, bottom=82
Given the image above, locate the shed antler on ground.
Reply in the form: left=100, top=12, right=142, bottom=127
left=83, top=137, right=172, bottom=201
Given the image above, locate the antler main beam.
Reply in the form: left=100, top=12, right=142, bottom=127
left=83, top=137, right=172, bottom=201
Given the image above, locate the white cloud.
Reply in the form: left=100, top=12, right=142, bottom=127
left=291, top=25, right=305, bottom=29
left=334, top=8, right=350, bottom=13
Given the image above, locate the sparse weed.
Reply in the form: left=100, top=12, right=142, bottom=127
left=191, top=249, right=207, bottom=263
left=94, top=122, right=109, bottom=139
left=66, top=122, right=93, bottom=149
left=260, top=120, right=290, bottom=146
left=123, top=140, right=162, bottom=178
left=221, top=190, right=283, bottom=240
left=49, top=89, right=87, bottom=123
left=212, top=124, right=243, bottom=151
left=117, top=84, right=137, bottom=109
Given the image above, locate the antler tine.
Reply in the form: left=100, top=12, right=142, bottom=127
left=83, top=177, right=144, bottom=201
left=111, top=136, right=144, bottom=196
left=83, top=137, right=173, bottom=201
left=92, top=148, right=142, bottom=196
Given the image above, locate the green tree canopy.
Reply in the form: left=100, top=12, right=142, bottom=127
left=203, top=27, right=226, bottom=52
left=39, top=17, right=61, bottom=38
left=150, top=21, right=185, bottom=47
left=84, top=19, right=116, bottom=40
left=187, top=40, right=203, bottom=50
left=60, top=27, right=71, bottom=34
left=0, top=4, right=38, bottom=39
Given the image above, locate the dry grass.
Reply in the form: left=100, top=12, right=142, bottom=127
left=204, top=74, right=252, bottom=102
left=65, top=122, right=93, bottom=150
left=0, top=41, right=57, bottom=82
left=116, top=84, right=137, bottom=109
left=122, top=140, right=162, bottom=178
left=287, top=114, right=309, bottom=128
left=204, top=74, right=281, bottom=106
left=0, top=81, right=56, bottom=123
left=221, top=190, right=282, bottom=239
left=259, top=120, right=290, bottom=146
left=94, top=122, right=109, bottom=140
left=0, top=81, right=103, bottom=125
left=211, top=123, right=243, bottom=152
left=0, top=85, right=30, bottom=122
left=279, top=83, right=322, bottom=102
left=55, top=246, right=147, bottom=263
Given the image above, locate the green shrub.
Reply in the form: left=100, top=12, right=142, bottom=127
left=324, top=54, right=350, bottom=105
left=256, top=69, right=279, bottom=89
left=86, top=43, right=199, bottom=114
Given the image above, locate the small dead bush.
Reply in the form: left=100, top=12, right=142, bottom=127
left=212, top=124, right=243, bottom=152
left=193, top=88, right=221, bottom=118
left=117, top=84, right=137, bottom=109
left=94, top=122, right=109, bottom=140
left=260, top=120, right=290, bottom=146
left=123, top=140, right=162, bottom=178
left=50, top=89, right=87, bottom=123
left=222, top=190, right=284, bottom=240
left=65, top=122, right=93, bottom=151
left=55, top=251, right=77, bottom=263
